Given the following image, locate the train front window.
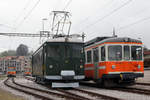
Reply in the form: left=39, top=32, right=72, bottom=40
left=47, top=43, right=83, bottom=58
left=47, top=45, right=62, bottom=57
left=124, top=46, right=130, bottom=60
left=71, top=44, right=83, bottom=58
left=131, top=46, right=142, bottom=60
left=108, top=45, right=122, bottom=61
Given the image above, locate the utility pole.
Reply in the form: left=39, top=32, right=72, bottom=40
left=40, top=18, right=47, bottom=44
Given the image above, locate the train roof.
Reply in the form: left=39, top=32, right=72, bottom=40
left=46, top=37, right=83, bottom=43
left=32, top=37, right=83, bottom=56
left=85, top=37, right=142, bottom=46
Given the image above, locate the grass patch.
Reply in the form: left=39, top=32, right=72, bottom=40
left=0, top=88, right=25, bottom=100
left=0, top=75, right=7, bottom=80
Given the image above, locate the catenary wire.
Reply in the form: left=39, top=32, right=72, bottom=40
left=14, top=0, right=32, bottom=23
left=16, top=0, right=41, bottom=30
left=89, top=15, right=150, bottom=38
left=78, top=0, right=133, bottom=33
left=63, top=0, right=72, bottom=11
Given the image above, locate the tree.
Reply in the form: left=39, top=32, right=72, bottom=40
left=144, top=45, right=149, bottom=51
left=16, top=44, right=28, bottom=56
left=0, top=50, right=16, bottom=57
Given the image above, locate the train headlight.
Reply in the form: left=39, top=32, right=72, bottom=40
left=49, top=65, right=53, bottom=69
left=112, top=65, right=115, bottom=69
left=138, top=65, right=141, bottom=69
left=80, top=65, right=83, bottom=68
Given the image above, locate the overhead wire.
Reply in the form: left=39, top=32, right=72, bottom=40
left=78, top=0, right=133, bottom=33
left=14, top=0, right=32, bottom=23
left=16, top=0, right=41, bottom=29
left=118, top=16, right=150, bottom=30
left=63, top=0, right=72, bottom=11
left=74, top=0, right=115, bottom=29
left=89, top=15, right=150, bottom=37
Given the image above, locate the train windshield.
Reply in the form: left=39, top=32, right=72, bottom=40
left=47, top=43, right=83, bottom=58
left=71, top=44, right=83, bottom=58
left=131, top=46, right=142, bottom=60
left=108, top=45, right=122, bottom=61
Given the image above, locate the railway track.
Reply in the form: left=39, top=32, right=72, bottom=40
left=25, top=76, right=122, bottom=100
left=4, top=78, right=53, bottom=100
left=13, top=78, right=92, bottom=100
left=136, top=82, right=150, bottom=86
left=80, top=81, right=150, bottom=96
left=5, top=77, right=93, bottom=100
left=111, top=87, right=150, bottom=96
left=72, top=88, right=121, bottom=100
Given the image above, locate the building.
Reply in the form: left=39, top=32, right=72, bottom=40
left=0, top=56, right=31, bottom=74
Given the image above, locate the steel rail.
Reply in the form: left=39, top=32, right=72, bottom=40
left=13, top=78, right=84, bottom=100
left=136, top=82, right=150, bottom=86
left=25, top=76, right=122, bottom=100
left=73, top=88, right=122, bottom=100
left=4, top=78, right=53, bottom=100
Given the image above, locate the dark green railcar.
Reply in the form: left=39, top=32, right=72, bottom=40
left=32, top=37, right=85, bottom=87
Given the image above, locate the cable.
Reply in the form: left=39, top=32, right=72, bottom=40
left=74, top=0, right=115, bottom=30
left=0, top=24, right=16, bottom=30
left=16, top=0, right=41, bottom=29
left=89, top=15, right=150, bottom=38
left=118, top=16, right=150, bottom=30
left=63, top=0, right=72, bottom=11
left=14, top=0, right=32, bottom=23
left=79, top=0, right=132, bottom=33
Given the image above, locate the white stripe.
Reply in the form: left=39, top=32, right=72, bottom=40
left=85, top=67, right=94, bottom=70
left=74, top=75, right=85, bottom=79
left=45, top=76, right=62, bottom=80
left=98, top=66, right=106, bottom=69
left=45, top=75, right=85, bottom=80
left=134, top=72, right=143, bottom=74
left=108, top=72, right=143, bottom=74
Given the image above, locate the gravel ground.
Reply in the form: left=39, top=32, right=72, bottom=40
left=0, top=88, right=25, bottom=100
left=136, top=70, right=150, bottom=83
left=78, top=85, right=150, bottom=100
left=0, top=70, right=150, bottom=100
left=0, top=77, right=40, bottom=100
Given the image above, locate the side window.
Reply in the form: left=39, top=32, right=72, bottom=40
left=93, top=48, right=99, bottom=62
left=124, top=46, right=130, bottom=60
left=87, top=50, right=92, bottom=63
left=101, top=46, right=105, bottom=61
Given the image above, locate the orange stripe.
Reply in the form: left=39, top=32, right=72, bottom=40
left=85, top=42, right=142, bottom=50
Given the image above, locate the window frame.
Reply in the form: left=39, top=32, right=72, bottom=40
left=86, top=50, right=92, bottom=63
left=131, top=45, right=143, bottom=61
left=101, top=46, right=106, bottom=61
left=123, top=45, right=130, bottom=61
left=108, top=45, right=122, bottom=61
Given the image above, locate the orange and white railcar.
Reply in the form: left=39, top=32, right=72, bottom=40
left=7, top=67, right=16, bottom=77
left=84, top=37, right=144, bottom=87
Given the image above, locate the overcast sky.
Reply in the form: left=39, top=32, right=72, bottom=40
left=0, top=0, right=150, bottom=52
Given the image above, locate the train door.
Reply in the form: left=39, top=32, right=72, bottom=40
left=93, top=47, right=99, bottom=79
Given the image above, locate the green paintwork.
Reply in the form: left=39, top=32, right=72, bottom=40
left=32, top=42, right=84, bottom=77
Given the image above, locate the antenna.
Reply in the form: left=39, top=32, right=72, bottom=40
left=113, top=27, right=117, bottom=37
